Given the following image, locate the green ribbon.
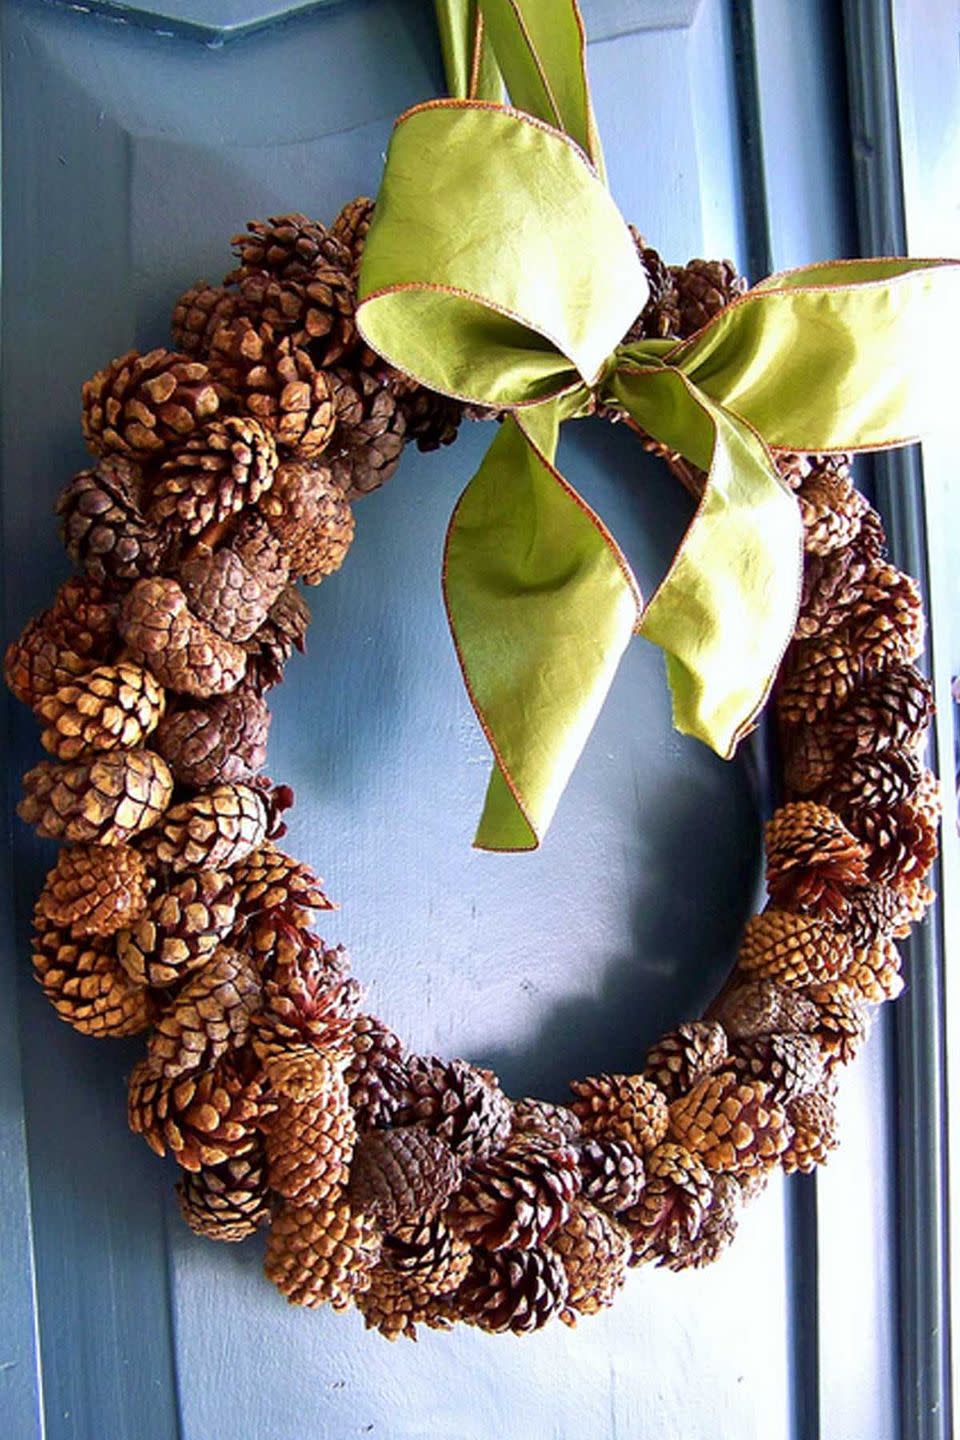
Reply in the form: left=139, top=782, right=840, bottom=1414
left=360, top=3, right=960, bottom=851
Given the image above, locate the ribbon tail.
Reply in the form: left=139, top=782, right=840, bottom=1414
left=443, top=402, right=641, bottom=850
left=434, top=0, right=503, bottom=102
left=610, top=363, right=803, bottom=757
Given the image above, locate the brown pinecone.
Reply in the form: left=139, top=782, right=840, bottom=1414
left=117, top=869, right=239, bottom=986
left=804, top=982, right=869, bottom=1071
left=732, top=1032, right=825, bottom=1104
left=344, top=1015, right=408, bottom=1131
left=118, top=577, right=247, bottom=697
left=448, top=1138, right=580, bottom=1250
left=153, top=690, right=269, bottom=789
left=178, top=539, right=289, bottom=644
left=171, top=281, right=240, bottom=357
left=265, top=1197, right=381, bottom=1309
left=19, top=750, right=173, bottom=845
left=349, top=1125, right=462, bottom=1230
left=128, top=1053, right=266, bottom=1171
left=853, top=791, right=939, bottom=892
left=777, top=635, right=861, bottom=726
left=569, top=1073, right=669, bottom=1153
left=621, top=1141, right=713, bottom=1266
left=382, top=1217, right=472, bottom=1295
left=644, top=1021, right=728, bottom=1100
left=671, top=257, right=747, bottom=337
left=50, top=576, right=119, bottom=659
left=393, top=1056, right=512, bottom=1162
left=795, top=543, right=871, bottom=642
left=257, top=460, right=354, bottom=583
left=252, top=952, right=359, bottom=1095
left=244, top=912, right=344, bottom=982
left=794, top=457, right=866, bottom=556
left=576, top=1137, right=647, bottom=1214
left=149, top=781, right=267, bottom=871
left=396, top=387, right=464, bottom=453
left=456, top=1246, right=568, bottom=1334
left=242, top=584, right=310, bottom=693
left=663, top=1172, right=742, bottom=1272
left=32, top=917, right=152, bottom=1037
left=668, top=1071, right=788, bottom=1175
left=231, top=842, right=332, bottom=920
left=830, top=662, right=934, bottom=757
left=326, top=368, right=406, bottom=498
left=765, top=801, right=868, bottom=919
left=511, top=1098, right=582, bottom=1146
left=820, top=750, right=922, bottom=820
left=176, top=1147, right=271, bottom=1242
left=36, top=662, right=165, bottom=761
left=846, top=563, right=924, bottom=670
left=148, top=948, right=260, bottom=1079
left=264, top=1063, right=357, bottom=1205
left=150, top=416, right=278, bottom=537
left=550, top=1198, right=630, bottom=1322
left=57, top=456, right=169, bottom=584
left=839, top=936, right=904, bottom=1003
left=737, top=907, right=852, bottom=988
left=781, top=1089, right=839, bottom=1174
left=36, top=841, right=152, bottom=938
left=846, top=882, right=915, bottom=947
left=5, top=615, right=92, bottom=710
left=231, top=214, right=351, bottom=281
left=331, top=197, right=375, bottom=268
left=625, top=230, right=680, bottom=340
left=782, top=724, right=840, bottom=796
left=207, top=319, right=336, bottom=458
left=711, top=976, right=820, bottom=1040
left=82, top=348, right=222, bottom=460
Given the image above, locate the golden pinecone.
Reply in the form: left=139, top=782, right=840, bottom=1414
left=846, top=563, right=924, bottom=669
left=117, top=869, right=239, bottom=986
left=242, top=584, right=310, bottom=693
left=456, top=1246, right=569, bottom=1334
left=231, top=213, right=352, bottom=280
left=118, top=576, right=248, bottom=697
left=36, top=662, right=165, bottom=761
left=264, top=1197, right=381, bottom=1309
left=150, top=781, right=268, bottom=871
left=550, top=1198, right=630, bottom=1323
left=737, top=907, right=852, bottom=988
left=331, top=197, right=375, bottom=269
left=18, top=749, right=173, bottom=845
left=711, top=976, right=820, bottom=1039
left=151, top=415, right=278, bottom=537
left=153, top=689, right=270, bottom=788
left=805, top=981, right=869, bottom=1071
left=621, top=1141, right=713, bottom=1265
left=448, top=1138, right=580, bottom=1250
left=393, top=1056, right=512, bottom=1162
left=765, top=801, right=868, bottom=918
left=349, top=1125, right=462, bottom=1230
left=36, top=841, right=152, bottom=938
left=794, top=457, right=866, bottom=556
left=830, top=661, right=934, bottom=757
left=178, top=539, right=289, bottom=644
left=148, top=949, right=261, bottom=1079
left=207, top=319, right=337, bottom=457
left=257, top=460, right=355, bottom=583
left=128, top=1053, right=266, bottom=1171
left=569, top=1073, right=669, bottom=1153
left=344, top=1015, right=408, bottom=1131
left=354, top=1266, right=436, bottom=1341
left=667, top=1072, right=788, bottom=1175
left=176, top=1147, right=271, bottom=1242
left=671, top=257, right=747, bottom=336
left=777, top=635, right=861, bottom=726
left=32, top=917, right=152, bottom=1037
left=82, top=347, right=222, bottom=460
left=231, top=842, right=333, bottom=919
left=57, top=455, right=169, bottom=584
left=663, top=1172, right=742, bottom=1272
left=576, top=1137, right=646, bottom=1213
left=732, top=1032, right=825, bottom=1104
left=781, top=1089, right=839, bottom=1174
left=510, top=1097, right=582, bottom=1146
left=326, top=368, right=406, bottom=498
left=644, top=1021, right=728, bottom=1100
left=264, top=1062, right=357, bottom=1205
left=252, top=951, right=359, bottom=1096
left=838, top=936, right=904, bottom=1003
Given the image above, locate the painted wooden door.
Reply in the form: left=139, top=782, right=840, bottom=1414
left=0, top=3, right=940, bottom=1438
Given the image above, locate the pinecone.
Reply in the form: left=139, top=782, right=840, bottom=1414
left=148, top=948, right=260, bottom=1079
left=257, top=460, right=354, bottom=583
left=149, top=781, right=267, bottom=871
left=625, top=231, right=680, bottom=340
left=177, top=539, right=289, bottom=644
left=207, top=319, right=336, bottom=458
left=82, top=348, right=222, bottom=460
left=569, top=1073, right=669, bottom=1153
left=5, top=615, right=92, bottom=710
left=331, top=197, right=375, bottom=268
left=644, top=1021, right=728, bottom=1100
left=621, top=1141, right=713, bottom=1266
left=242, top=584, right=310, bottom=693
left=326, top=368, right=406, bottom=498
left=821, top=750, right=922, bottom=820
left=349, top=1125, right=462, bottom=1230
left=846, top=883, right=913, bottom=947
left=396, top=387, right=464, bottom=452
left=344, top=1015, right=408, bottom=1131
left=794, top=457, right=866, bottom=556
left=117, top=869, right=239, bottom=987
left=49, top=576, right=119, bottom=659
left=150, top=416, right=278, bottom=537
left=264, top=1198, right=381, bottom=1310
left=667, top=1072, right=788, bottom=1175
left=781, top=1089, right=839, bottom=1174
left=32, top=918, right=152, bottom=1037
left=118, top=577, right=247, bottom=698
left=153, top=689, right=269, bottom=789
left=782, top=724, right=840, bottom=795
left=795, top=544, right=871, bottom=642
left=36, top=841, right=152, bottom=938
left=737, top=907, right=852, bottom=988
left=671, top=257, right=747, bottom=337
left=846, top=563, right=924, bottom=669
left=244, top=912, right=343, bottom=982
left=252, top=952, right=359, bottom=1096
left=804, top=982, right=869, bottom=1071
left=456, top=1246, right=569, bottom=1334
left=382, top=1217, right=472, bottom=1296
left=19, top=750, right=173, bottom=845
left=264, top=1063, right=358, bottom=1205
left=128, top=1053, right=266, bottom=1171
left=57, top=456, right=169, bottom=584
left=853, top=791, right=939, bottom=891
left=765, top=801, right=868, bottom=919
left=36, top=662, right=165, bottom=761
left=663, top=1172, right=742, bottom=1272
left=711, top=977, right=820, bottom=1040
left=838, top=936, right=904, bottom=1003
left=171, top=280, right=240, bottom=357
left=830, top=662, right=934, bottom=757
left=448, top=1138, right=580, bottom=1250
left=511, top=1098, right=582, bottom=1146
left=777, top=635, right=861, bottom=726
left=732, top=1032, right=825, bottom=1104
left=576, top=1137, right=647, bottom=1214
left=550, top=1198, right=630, bottom=1322
left=393, top=1056, right=512, bottom=1162
left=231, top=214, right=351, bottom=281
left=175, top=1148, right=271, bottom=1242
left=230, top=842, right=332, bottom=921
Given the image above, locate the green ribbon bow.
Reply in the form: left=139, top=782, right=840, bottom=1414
left=357, top=0, right=960, bottom=851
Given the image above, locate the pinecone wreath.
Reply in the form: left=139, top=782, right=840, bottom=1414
left=7, top=212, right=940, bottom=1340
